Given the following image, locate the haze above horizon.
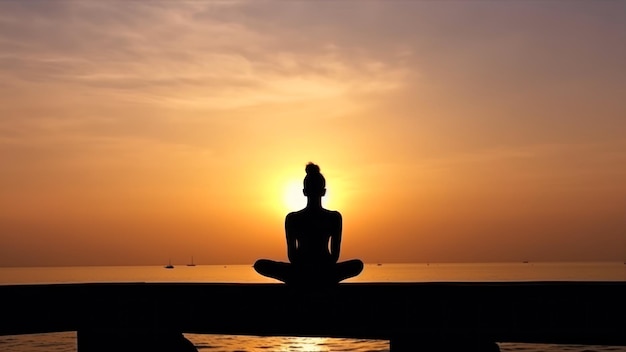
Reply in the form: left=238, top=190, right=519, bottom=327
left=1, top=1, right=625, bottom=267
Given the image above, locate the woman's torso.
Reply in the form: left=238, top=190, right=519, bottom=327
left=288, top=208, right=340, bottom=265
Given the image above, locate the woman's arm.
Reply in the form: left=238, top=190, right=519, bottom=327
left=329, top=211, right=342, bottom=263
left=285, top=213, right=299, bottom=264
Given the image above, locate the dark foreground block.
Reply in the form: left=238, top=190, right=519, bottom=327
left=1, top=282, right=624, bottom=352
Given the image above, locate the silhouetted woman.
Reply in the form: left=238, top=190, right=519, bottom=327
left=254, top=162, right=364, bottom=286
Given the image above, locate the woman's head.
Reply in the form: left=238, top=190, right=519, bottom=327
left=303, top=162, right=326, bottom=197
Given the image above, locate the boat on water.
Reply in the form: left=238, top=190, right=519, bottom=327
left=164, top=259, right=174, bottom=269
left=186, top=256, right=196, bottom=267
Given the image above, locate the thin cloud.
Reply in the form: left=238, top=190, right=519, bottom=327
left=0, top=1, right=411, bottom=110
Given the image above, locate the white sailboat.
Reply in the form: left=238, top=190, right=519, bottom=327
left=186, top=256, right=196, bottom=267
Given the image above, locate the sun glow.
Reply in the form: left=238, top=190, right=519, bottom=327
left=282, top=178, right=338, bottom=213
left=283, top=179, right=306, bottom=212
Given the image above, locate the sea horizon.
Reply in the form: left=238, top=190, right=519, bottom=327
left=1, top=261, right=625, bottom=286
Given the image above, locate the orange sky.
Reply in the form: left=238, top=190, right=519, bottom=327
left=1, top=1, right=625, bottom=266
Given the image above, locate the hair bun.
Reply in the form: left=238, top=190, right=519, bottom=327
left=305, top=162, right=320, bottom=175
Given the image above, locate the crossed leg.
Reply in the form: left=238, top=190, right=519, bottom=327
left=253, top=259, right=364, bottom=285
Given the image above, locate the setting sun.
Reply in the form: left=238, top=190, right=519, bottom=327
left=281, top=178, right=338, bottom=213
left=283, top=179, right=306, bottom=212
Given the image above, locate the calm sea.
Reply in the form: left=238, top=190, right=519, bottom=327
left=1, top=262, right=625, bottom=352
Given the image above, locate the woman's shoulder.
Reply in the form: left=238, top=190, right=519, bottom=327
left=287, top=208, right=306, bottom=216
left=324, top=209, right=342, bottom=219
left=285, top=209, right=305, bottom=221
left=286, top=208, right=341, bottom=218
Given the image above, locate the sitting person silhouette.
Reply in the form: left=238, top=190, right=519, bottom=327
left=254, top=162, right=364, bottom=286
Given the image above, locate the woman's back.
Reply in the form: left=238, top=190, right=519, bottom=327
left=286, top=208, right=341, bottom=265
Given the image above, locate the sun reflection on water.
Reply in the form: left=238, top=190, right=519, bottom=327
left=184, top=333, right=390, bottom=352
left=278, top=336, right=331, bottom=352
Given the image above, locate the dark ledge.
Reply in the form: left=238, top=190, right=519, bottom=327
left=1, top=282, right=624, bottom=351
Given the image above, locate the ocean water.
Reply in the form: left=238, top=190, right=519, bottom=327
left=0, top=262, right=625, bottom=352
